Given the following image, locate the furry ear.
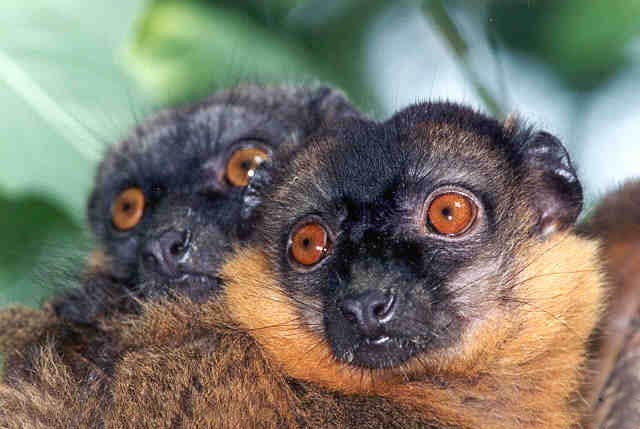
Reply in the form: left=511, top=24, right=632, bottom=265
left=521, top=131, right=583, bottom=236
left=240, top=86, right=363, bottom=225
left=308, top=86, right=364, bottom=124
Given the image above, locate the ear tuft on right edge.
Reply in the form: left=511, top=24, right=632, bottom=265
left=520, top=130, right=583, bottom=236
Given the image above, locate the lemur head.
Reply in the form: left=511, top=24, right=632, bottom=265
left=223, top=102, right=604, bottom=428
left=56, top=85, right=360, bottom=323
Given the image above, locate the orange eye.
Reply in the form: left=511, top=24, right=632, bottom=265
left=289, top=223, right=332, bottom=267
left=225, top=147, right=269, bottom=187
left=111, top=187, right=145, bottom=230
left=427, top=192, right=477, bottom=236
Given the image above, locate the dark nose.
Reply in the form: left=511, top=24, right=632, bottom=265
left=142, top=229, right=191, bottom=277
left=340, top=290, right=397, bottom=338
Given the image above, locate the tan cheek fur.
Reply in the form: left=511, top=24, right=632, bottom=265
left=86, top=249, right=109, bottom=274
left=221, top=232, right=605, bottom=429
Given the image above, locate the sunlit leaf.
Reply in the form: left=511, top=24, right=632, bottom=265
left=0, top=0, right=149, bottom=305
left=0, top=0, right=150, bottom=219
left=126, top=0, right=321, bottom=104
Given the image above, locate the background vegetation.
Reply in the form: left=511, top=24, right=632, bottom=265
left=1, top=0, right=639, bottom=306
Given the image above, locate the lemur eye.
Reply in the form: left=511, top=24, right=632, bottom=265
left=427, top=191, right=477, bottom=237
left=112, top=187, right=145, bottom=230
left=289, top=222, right=332, bottom=268
left=226, top=147, right=269, bottom=187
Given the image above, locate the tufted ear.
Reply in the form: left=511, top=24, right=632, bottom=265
left=240, top=86, right=364, bottom=228
left=308, top=85, right=365, bottom=124
left=521, top=131, right=583, bottom=236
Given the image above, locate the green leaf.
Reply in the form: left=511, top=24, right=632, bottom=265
left=126, top=0, right=322, bottom=105
left=200, top=0, right=304, bottom=26
left=127, top=0, right=388, bottom=113
left=0, top=193, right=89, bottom=307
left=488, top=0, right=640, bottom=91
left=0, top=0, right=150, bottom=220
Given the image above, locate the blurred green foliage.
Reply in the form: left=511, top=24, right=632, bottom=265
left=127, top=1, right=320, bottom=104
left=127, top=0, right=386, bottom=110
left=0, top=0, right=146, bottom=305
left=488, top=0, right=640, bottom=91
left=0, top=0, right=637, bottom=306
left=0, top=195, right=87, bottom=307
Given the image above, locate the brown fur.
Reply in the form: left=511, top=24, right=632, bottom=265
left=222, top=232, right=605, bottom=429
left=580, top=180, right=640, bottom=429
left=0, top=306, right=58, bottom=381
left=0, top=299, right=433, bottom=428
left=0, top=302, right=122, bottom=386
left=0, top=233, right=604, bottom=428
left=594, top=320, right=640, bottom=429
left=0, top=339, right=111, bottom=429
left=0, top=247, right=124, bottom=383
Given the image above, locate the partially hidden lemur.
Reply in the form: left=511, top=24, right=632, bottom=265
left=1, top=101, right=607, bottom=429
left=0, top=84, right=362, bottom=379
left=61, top=84, right=362, bottom=321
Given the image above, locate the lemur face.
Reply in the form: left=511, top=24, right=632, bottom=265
left=246, top=102, right=583, bottom=369
left=86, top=85, right=360, bottom=300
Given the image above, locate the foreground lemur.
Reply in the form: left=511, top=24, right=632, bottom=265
left=221, top=104, right=605, bottom=428
left=0, top=102, right=605, bottom=428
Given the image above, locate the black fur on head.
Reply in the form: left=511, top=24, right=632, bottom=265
left=54, top=84, right=362, bottom=325
left=244, top=101, right=583, bottom=369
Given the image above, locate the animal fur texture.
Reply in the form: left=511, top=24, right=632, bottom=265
left=223, top=103, right=606, bottom=429
left=0, top=100, right=609, bottom=429
left=56, top=83, right=362, bottom=326
left=0, top=299, right=433, bottom=429
left=580, top=180, right=640, bottom=429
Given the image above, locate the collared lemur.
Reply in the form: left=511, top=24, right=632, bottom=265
left=221, top=103, right=604, bottom=428
left=2, top=96, right=627, bottom=429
